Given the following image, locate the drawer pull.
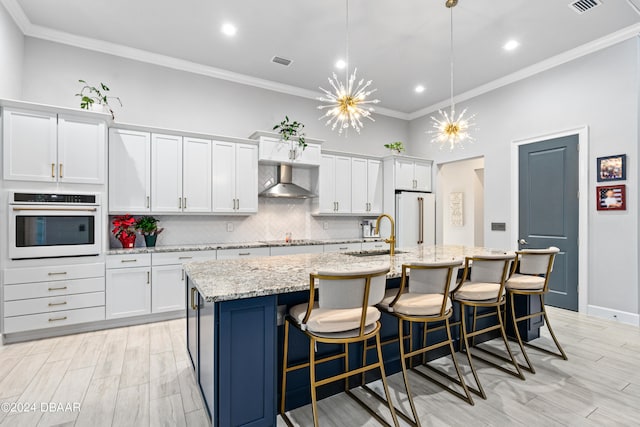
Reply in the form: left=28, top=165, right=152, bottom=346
left=48, top=271, right=67, bottom=276
left=339, top=247, right=348, bottom=250
left=178, top=256, right=193, bottom=260
left=147, top=271, right=150, bottom=284
left=238, top=252, right=251, bottom=256
left=190, top=287, right=198, bottom=311
left=49, top=316, right=67, bottom=322
left=48, top=286, right=68, bottom=291
left=48, top=301, right=67, bottom=307
left=121, top=259, right=138, bottom=263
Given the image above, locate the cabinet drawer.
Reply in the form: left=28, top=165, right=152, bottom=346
left=152, top=250, right=216, bottom=266
left=270, top=245, right=324, bottom=256
left=106, top=253, right=151, bottom=269
left=3, top=306, right=105, bottom=334
left=216, top=247, right=270, bottom=260
left=4, top=263, right=105, bottom=285
left=4, top=277, right=105, bottom=301
left=4, top=292, right=105, bottom=317
left=323, top=243, right=361, bottom=253
left=361, top=241, right=387, bottom=251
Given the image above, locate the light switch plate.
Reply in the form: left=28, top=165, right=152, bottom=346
left=227, top=222, right=234, bottom=232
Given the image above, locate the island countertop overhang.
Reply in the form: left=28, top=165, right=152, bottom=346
left=184, top=245, right=513, bottom=302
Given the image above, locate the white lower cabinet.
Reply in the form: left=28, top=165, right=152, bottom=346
left=361, top=241, right=388, bottom=251
left=106, top=251, right=216, bottom=319
left=3, top=262, right=105, bottom=334
left=217, top=247, right=270, bottom=259
left=270, top=245, right=324, bottom=256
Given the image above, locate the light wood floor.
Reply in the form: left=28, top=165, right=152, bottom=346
left=0, top=307, right=638, bottom=426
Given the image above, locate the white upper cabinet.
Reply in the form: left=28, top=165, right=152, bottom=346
left=109, top=128, right=151, bottom=212
left=3, top=108, right=105, bottom=184
left=182, top=137, right=212, bottom=212
left=152, top=133, right=183, bottom=213
left=212, top=141, right=258, bottom=214
left=393, top=158, right=432, bottom=192
left=257, top=137, right=321, bottom=166
left=318, top=154, right=351, bottom=214
left=351, top=158, right=383, bottom=215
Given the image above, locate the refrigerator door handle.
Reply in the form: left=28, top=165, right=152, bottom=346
left=418, top=197, right=424, bottom=244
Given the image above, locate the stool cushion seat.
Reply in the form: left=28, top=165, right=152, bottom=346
left=506, top=274, right=545, bottom=290
left=289, top=302, right=380, bottom=334
left=454, top=281, right=503, bottom=301
left=379, top=289, right=451, bottom=316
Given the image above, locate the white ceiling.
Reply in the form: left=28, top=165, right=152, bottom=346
left=7, top=0, right=640, bottom=116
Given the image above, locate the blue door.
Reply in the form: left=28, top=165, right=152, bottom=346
left=519, top=135, right=579, bottom=311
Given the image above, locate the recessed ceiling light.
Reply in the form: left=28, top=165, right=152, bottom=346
left=221, top=23, right=237, bottom=37
left=335, top=60, right=346, bottom=69
left=414, top=85, right=426, bottom=93
left=503, top=40, right=520, bottom=51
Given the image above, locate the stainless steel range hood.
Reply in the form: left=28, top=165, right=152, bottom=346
left=259, top=164, right=316, bottom=199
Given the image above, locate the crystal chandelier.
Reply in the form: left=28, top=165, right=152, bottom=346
left=429, top=0, right=476, bottom=150
left=318, top=0, right=380, bottom=135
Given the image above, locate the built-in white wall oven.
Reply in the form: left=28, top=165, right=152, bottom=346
left=8, top=192, right=102, bottom=260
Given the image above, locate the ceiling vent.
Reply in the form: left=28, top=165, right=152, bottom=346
left=271, top=56, right=292, bottom=67
left=569, top=0, right=602, bottom=14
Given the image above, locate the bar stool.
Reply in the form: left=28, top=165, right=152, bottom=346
left=452, top=253, right=524, bottom=399
left=506, top=246, right=567, bottom=373
left=376, top=259, right=473, bottom=426
left=280, top=266, right=399, bottom=427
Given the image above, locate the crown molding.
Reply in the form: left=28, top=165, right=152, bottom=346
left=1, top=0, right=29, bottom=32
left=408, top=22, right=640, bottom=121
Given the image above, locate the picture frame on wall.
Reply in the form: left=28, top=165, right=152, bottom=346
left=596, top=184, right=626, bottom=211
left=597, top=154, right=626, bottom=182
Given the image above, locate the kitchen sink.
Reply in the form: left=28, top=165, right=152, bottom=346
left=345, top=249, right=407, bottom=257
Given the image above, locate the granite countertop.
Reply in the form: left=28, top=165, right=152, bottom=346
left=106, top=238, right=383, bottom=255
left=184, top=245, right=514, bottom=303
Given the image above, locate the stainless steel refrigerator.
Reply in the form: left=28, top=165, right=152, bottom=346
left=395, top=191, right=435, bottom=249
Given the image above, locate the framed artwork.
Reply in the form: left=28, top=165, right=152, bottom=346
left=449, top=192, right=464, bottom=226
left=597, top=154, right=626, bottom=182
left=596, top=184, right=626, bottom=211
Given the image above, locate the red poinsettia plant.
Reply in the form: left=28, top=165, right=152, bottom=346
left=112, top=214, right=136, bottom=239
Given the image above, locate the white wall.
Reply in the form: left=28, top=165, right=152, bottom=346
left=436, top=157, right=484, bottom=246
left=0, top=3, right=24, bottom=99
left=20, top=38, right=408, bottom=156
left=409, top=38, right=640, bottom=320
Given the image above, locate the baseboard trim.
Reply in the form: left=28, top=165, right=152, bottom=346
left=2, top=311, right=184, bottom=344
left=587, top=305, right=639, bottom=326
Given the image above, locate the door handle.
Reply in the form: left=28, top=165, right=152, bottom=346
left=146, top=196, right=150, bottom=208
left=146, top=271, right=150, bottom=284
left=183, top=197, right=187, bottom=209
left=51, top=163, right=55, bottom=178
left=519, top=239, right=529, bottom=245
left=59, top=163, right=63, bottom=178
left=179, top=197, right=182, bottom=209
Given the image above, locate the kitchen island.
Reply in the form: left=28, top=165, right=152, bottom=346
left=184, top=245, right=540, bottom=427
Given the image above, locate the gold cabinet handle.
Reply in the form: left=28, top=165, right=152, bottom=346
left=48, top=271, right=67, bottom=276
left=48, top=286, right=68, bottom=291
left=51, top=163, right=55, bottom=178
left=190, top=287, right=198, bottom=311
left=178, top=197, right=182, bottom=209
left=48, top=301, right=67, bottom=307
left=238, top=252, right=250, bottom=256
left=183, top=197, right=187, bottom=209
left=49, top=316, right=67, bottom=322
left=121, top=259, right=138, bottom=263
left=59, top=163, right=63, bottom=178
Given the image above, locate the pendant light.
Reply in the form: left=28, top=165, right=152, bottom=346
left=317, top=0, right=380, bottom=135
left=429, top=0, right=476, bottom=150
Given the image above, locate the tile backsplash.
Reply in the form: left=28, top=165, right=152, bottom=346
left=108, top=165, right=375, bottom=248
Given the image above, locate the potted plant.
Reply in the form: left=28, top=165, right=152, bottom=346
left=384, top=141, right=405, bottom=154
left=135, top=216, right=164, bottom=247
left=112, top=214, right=137, bottom=248
left=75, top=79, right=122, bottom=119
left=273, top=116, right=307, bottom=156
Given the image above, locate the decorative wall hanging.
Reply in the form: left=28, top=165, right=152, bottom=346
left=596, top=184, right=626, bottom=211
left=449, top=192, right=464, bottom=226
left=597, top=154, right=626, bottom=182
